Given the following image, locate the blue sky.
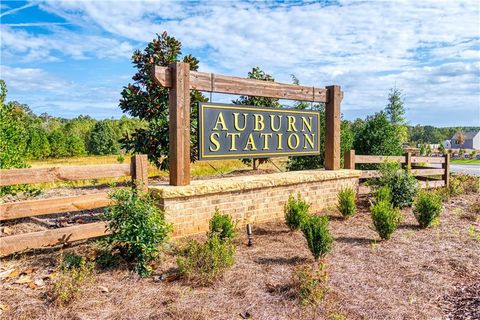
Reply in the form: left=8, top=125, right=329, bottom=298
left=1, top=0, right=479, bottom=126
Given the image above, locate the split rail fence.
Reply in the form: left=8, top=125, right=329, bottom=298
left=344, top=150, right=450, bottom=194
left=0, top=155, right=148, bottom=256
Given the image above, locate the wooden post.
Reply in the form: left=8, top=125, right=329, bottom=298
left=443, top=153, right=450, bottom=187
left=131, top=154, right=148, bottom=191
left=168, top=62, right=191, bottom=186
left=344, top=150, right=355, bottom=169
left=325, top=85, right=341, bottom=170
left=405, top=152, right=412, bottom=170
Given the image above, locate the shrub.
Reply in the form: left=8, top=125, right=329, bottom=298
left=301, top=215, right=333, bottom=261
left=292, top=263, right=329, bottom=306
left=413, top=191, right=443, bottom=228
left=337, top=187, right=356, bottom=218
left=371, top=200, right=401, bottom=240
left=104, top=188, right=172, bottom=276
left=285, top=193, right=310, bottom=231
left=50, top=253, right=94, bottom=305
left=116, top=154, right=125, bottom=163
left=373, top=161, right=418, bottom=208
left=375, top=185, right=392, bottom=203
left=177, top=235, right=235, bottom=286
left=209, top=208, right=235, bottom=241
left=449, top=174, right=480, bottom=196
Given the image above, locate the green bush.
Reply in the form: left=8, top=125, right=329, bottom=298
left=372, top=161, right=418, bottom=208
left=375, top=185, right=393, bottom=203
left=177, top=235, right=235, bottom=286
left=371, top=200, right=402, bottom=240
left=293, top=263, right=329, bottom=306
left=285, top=193, right=310, bottom=231
left=413, top=191, right=443, bottom=228
left=104, top=188, right=172, bottom=276
left=337, top=187, right=356, bottom=218
left=209, top=208, right=235, bottom=241
left=301, top=215, right=333, bottom=261
left=449, top=174, right=480, bottom=196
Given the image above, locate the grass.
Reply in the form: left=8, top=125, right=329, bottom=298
left=451, top=159, right=480, bottom=165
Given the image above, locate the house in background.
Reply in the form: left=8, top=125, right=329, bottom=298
left=447, top=130, right=480, bottom=150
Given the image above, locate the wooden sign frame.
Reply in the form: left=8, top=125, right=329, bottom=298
left=153, top=62, right=342, bottom=186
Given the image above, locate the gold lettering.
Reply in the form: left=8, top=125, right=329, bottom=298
left=244, top=133, right=257, bottom=151
left=233, top=113, right=248, bottom=131
left=277, top=133, right=283, bottom=150
left=303, top=133, right=315, bottom=149
left=253, top=114, right=265, bottom=131
left=301, top=117, right=313, bottom=132
left=287, top=116, right=297, bottom=132
left=287, top=133, right=300, bottom=149
left=270, top=115, right=282, bottom=132
left=213, top=112, right=227, bottom=131
left=209, top=132, right=220, bottom=151
left=227, top=133, right=241, bottom=151
left=260, top=133, right=273, bottom=150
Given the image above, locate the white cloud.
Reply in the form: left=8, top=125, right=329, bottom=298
left=0, top=65, right=69, bottom=91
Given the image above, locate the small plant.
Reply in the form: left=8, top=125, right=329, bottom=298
left=104, top=188, right=172, bottom=276
left=413, top=191, right=443, bottom=228
left=177, top=234, right=235, bottom=286
left=209, top=208, right=236, bottom=241
left=116, top=154, right=125, bottom=163
left=375, top=185, right=392, bottom=203
left=449, top=174, right=480, bottom=196
left=336, top=187, right=356, bottom=218
left=292, top=263, right=329, bottom=306
left=285, top=193, right=310, bottom=231
left=301, top=215, right=333, bottom=261
left=370, top=200, right=401, bottom=240
left=50, top=253, right=94, bottom=305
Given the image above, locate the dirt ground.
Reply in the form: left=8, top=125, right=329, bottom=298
left=1, top=193, right=479, bottom=320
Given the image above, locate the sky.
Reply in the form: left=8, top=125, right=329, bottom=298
left=1, top=0, right=479, bottom=127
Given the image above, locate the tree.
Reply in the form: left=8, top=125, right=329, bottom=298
left=438, top=143, right=446, bottom=155
left=232, top=67, right=281, bottom=168
left=67, top=134, right=86, bottom=157
left=88, top=120, right=119, bottom=155
left=385, top=88, right=408, bottom=144
left=353, top=112, right=403, bottom=156
left=0, top=80, right=28, bottom=169
left=48, top=130, right=69, bottom=158
left=27, top=126, right=51, bottom=159
left=119, top=32, right=207, bottom=169
left=455, top=130, right=465, bottom=146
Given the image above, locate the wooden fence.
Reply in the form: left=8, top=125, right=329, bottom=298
left=344, top=150, right=450, bottom=194
left=0, top=155, right=148, bottom=256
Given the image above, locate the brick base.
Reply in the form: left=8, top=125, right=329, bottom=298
left=150, top=169, right=360, bottom=237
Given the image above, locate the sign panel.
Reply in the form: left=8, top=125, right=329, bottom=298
left=198, top=102, right=320, bottom=160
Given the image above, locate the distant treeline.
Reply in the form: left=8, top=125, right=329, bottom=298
left=8, top=102, right=146, bottom=160
left=407, top=125, right=480, bottom=145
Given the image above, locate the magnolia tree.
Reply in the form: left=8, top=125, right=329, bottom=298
left=119, top=32, right=207, bottom=169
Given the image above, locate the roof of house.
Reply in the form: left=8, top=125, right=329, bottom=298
left=451, top=130, right=480, bottom=140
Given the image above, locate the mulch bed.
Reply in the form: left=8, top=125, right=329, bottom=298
left=0, top=193, right=479, bottom=319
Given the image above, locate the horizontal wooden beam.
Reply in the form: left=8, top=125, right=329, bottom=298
left=153, top=66, right=328, bottom=103
left=0, top=192, right=111, bottom=221
left=0, top=164, right=131, bottom=187
left=411, top=156, right=445, bottom=164
left=0, top=222, right=109, bottom=256
left=355, top=155, right=406, bottom=164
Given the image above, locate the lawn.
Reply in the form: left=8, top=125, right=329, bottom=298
left=451, top=158, right=480, bottom=165
left=1, top=193, right=478, bottom=319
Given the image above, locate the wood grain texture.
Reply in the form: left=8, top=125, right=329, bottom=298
left=168, top=62, right=191, bottom=186
left=411, top=156, right=445, bottom=164
left=0, top=192, right=111, bottom=221
left=131, top=154, right=148, bottom=190
left=325, top=85, right=341, bottom=170
left=0, top=222, right=109, bottom=256
left=0, top=164, right=131, bottom=187
left=355, top=155, right=406, bottom=164
left=153, top=66, right=328, bottom=103
left=443, top=154, right=450, bottom=187
left=344, top=150, right=355, bottom=169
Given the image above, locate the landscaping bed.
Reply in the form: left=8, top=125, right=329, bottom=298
left=1, top=193, right=478, bottom=319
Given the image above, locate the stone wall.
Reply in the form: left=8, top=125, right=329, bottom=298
left=150, top=169, right=361, bottom=237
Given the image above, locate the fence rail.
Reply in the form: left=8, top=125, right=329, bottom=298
left=345, top=150, right=450, bottom=194
left=0, top=155, right=148, bottom=256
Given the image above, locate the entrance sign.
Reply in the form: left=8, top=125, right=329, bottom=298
left=198, top=102, right=320, bottom=160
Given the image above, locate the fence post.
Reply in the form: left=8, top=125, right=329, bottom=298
left=131, top=154, right=148, bottom=191
left=405, top=152, right=412, bottom=170
left=344, top=150, right=355, bottom=169
left=443, top=153, right=450, bottom=187
left=325, top=85, right=342, bottom=170
left=168, top=62, right=191, bottom=186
